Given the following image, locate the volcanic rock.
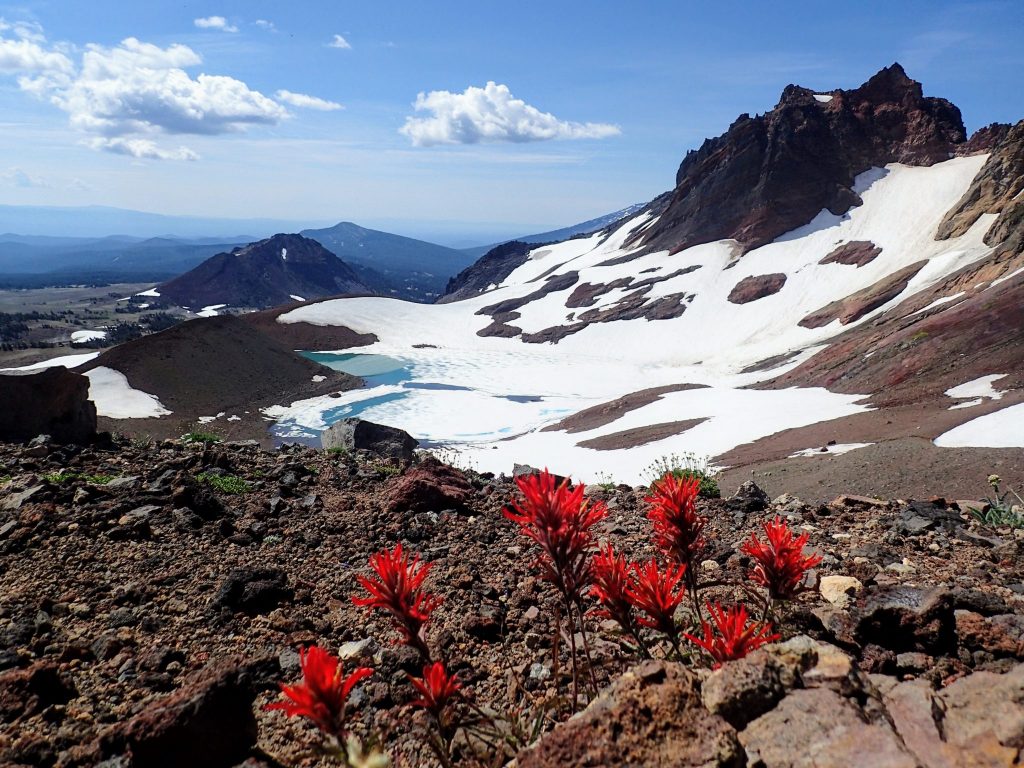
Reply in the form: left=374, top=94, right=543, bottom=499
left=382, top=456, right=474, bottom=513
left=634, top=63, right=966, bottom=256
left=818, top=240, right=883, bottom=267
left=0, top=661, right=76, bottom=723
left=0, top=367, right=96, bottom=445
left=727, top=273, right=787, bottom=304
left=321, top=418, right=418, bottom=462
left=213, top=568, right=292, bottom=615
left=439, top=240, right=544, bottom=303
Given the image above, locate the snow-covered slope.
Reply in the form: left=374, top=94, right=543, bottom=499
left=268, top=154, right=1009, bottom=482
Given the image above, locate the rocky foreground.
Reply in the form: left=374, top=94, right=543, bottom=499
left=1, top=436, right=1023, bottom=767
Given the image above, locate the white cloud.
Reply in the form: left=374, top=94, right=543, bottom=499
left=275, top=89, right=342, bottom=111
left=400, top=82, right=621, bottom=147
left=329, top=34, right=352, bottom=50
left=3, top=166, right=50, bottom=187
left=0, top=33, right=73, bottom=76
left=86, top=137, right=199, bottom=161
left=0, top=18, right=46, bottom=43
left=194, top=16, right=238, bottom=33
left=254, top=19, right=276, bottom=31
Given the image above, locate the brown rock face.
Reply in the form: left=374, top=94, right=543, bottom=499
left=0, top=367, right=97, bottom=445
left=819, top=240, right=883, bottom=267
left=799, top=261, right=926, bottom=328
left=382, top=455, right=474, bottom=513
left=937, top=119, right=1024, bottom=252
left=634, top=64, right=966, bottom=256
left=516, top=661, right=743, bottom=768
left=727, top=273, right=788, bottom=304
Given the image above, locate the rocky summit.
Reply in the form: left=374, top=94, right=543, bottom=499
left=1, top=436, right=1022, bottom=766
left=157, top=233, right=370, bottom=311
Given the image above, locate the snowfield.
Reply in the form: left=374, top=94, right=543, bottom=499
left=270, top=155, right=1001, bottom=482
left=84, top=367, right=171, bottom=419
left=70, top=330, right=107, bottom=343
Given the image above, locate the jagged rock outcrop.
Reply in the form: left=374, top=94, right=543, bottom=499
left=937, top=119, right=1024, bottom=254
left=438, top=240, right=546, bottom=304
left=634, top=63, right=967, bottom=256
left=158, top=233, right=370, bottom=309
left=0, top=368, right=96, bottom=445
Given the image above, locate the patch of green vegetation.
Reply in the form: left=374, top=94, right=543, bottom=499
left=593, top=472, right=618, bottom=492
left=0, top=475, right=11, bottom=486
left=44, top=472, right=114, bottom=485
left=183, top=431, right=221, bottom=446
left=326, top=446, right=350, bottom=457
left=196, top=472, right=250, bottom=495
left=910, top=330, right=929, bottom=343
left=643, top=452, right=721, bottom=498
left=372, top=461, right=403, bottom=478
left=969, top=474, right=1024, bottom=529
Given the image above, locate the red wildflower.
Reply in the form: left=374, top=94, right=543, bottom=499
left=741, top=517, right=823, bottom=601
left=505, top=469, right=606, bottom=604
left=409, top=661, right=462, bottom=717
left=625, top=558, right=687, bottom=639
left=685, top=602, right=780, bottom=669
left=644, top=472, right=707, bottom=567
left=589, top=544, right=637, bottom=630
left=353, top=543, right=440, bottom=659
left=265, top=646, right=373, bottom=735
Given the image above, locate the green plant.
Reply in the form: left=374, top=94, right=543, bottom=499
left=593, top=472, right=617, bottom=491
left=643, top=453, right=720, bottom=498
left=44, top=472, right=114, bottom=485
left=969, top=475, right=1024, bottom=529
left=0, top=475, right=11, bottom=486
left=183, top=431, right=221, bottom=445
left=196, top=472, right=250, bottom=495
left=326, top=446, right=351, bottom=457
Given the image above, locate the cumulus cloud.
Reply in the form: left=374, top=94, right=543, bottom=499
left=86, top=137, right=199, bottom=161
left=328, top=34, right=352, bottom=49
left=194, top=16, right=238, bottom=33
left=400, top=82, right=621, bottom=147
left=254, top=19, right=276, bottom=31
left=0, top=24, right=344, bottom=160
left=275, top=89, right=342, bottom=111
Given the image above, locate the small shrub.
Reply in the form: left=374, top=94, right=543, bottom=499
left=643, top=453, right=720, bottom=498
left=44, top=472, right=114, bottom=485
left=326, top=446, right=350, bottom=457
left=196, top=472, right=250, bottom=495
left=970, top=474, right=1024, bottom=529
left=0, top=475, right=11, bottom=486
left=182, top=431, right=221, bottom=445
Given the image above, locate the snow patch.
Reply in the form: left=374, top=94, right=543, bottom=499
left=71, top=330, right=107, bottom=343
left=813, top=94, right=834, bottom=103
left=935, top=402, right=1024, bottom=448
left=281, top=248, right=288, bottom=261
left=84, top=367, right=171, bottom=419
left=312, top=375, right=326, bottom=382
left=945, top=374, right=1007, bottom=408
left=911, top=292, right=965, bottom=316
left=789, top=443, right=872, bottom=458
left=197, top=304, right=227, bottom=318
left=290, top=295, right=306, bottom=302
left=136, top=288, right=161, bottom=297
left=1, top=352, right=100, bottom=372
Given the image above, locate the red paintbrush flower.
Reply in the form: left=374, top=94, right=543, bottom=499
left=409, top=661, right=462, bottom=717
left=644, top=472, right=707, bottom=567
left=265, top=646, right=373, bottom=736
left=625, top=558, right=687, bottom=640
left=352, top=543, right=440, bottom=659
left=741, top=517, right=823, bottom=601
left=505, top=469, right=606, bottom=604
left=589, top=543, right=637, bottom=631
left=685, top=602, right=779, bottom=669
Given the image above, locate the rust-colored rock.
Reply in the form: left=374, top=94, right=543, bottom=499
left=819, top=240, right=883, bottom=267
left=383, top=455, right=474, bottom=513
left=799, top=261, right=926, bottom=328
left=517, top=660, right=742, bottom=768
left=0, top=661, right=76, bottom=723
left=0, top=367, right=96, bottom=445
left=727, top=273, right=788, bottom=304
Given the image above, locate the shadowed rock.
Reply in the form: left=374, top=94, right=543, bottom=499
left=0, top=367, right=96, bottom=445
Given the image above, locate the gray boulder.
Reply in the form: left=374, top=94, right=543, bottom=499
left=321, top=418, right=418, bottom=462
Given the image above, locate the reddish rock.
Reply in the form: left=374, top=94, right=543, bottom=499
left=635, top=63, right=966, bottom=256
left=0, top=367, right=96, bottom=445
left=955, top=610, right=1024, bottom=657
left=382, top=456, right=474, bottom=513
left=799, top=261, right=927, bottom=328
left=94, top=655, right=276, bottom=768
left=819, top=240, right=883, bottom=267
left=727, top=273, right=788, bottom=304
left=516, top=661, right=742, bottom=767
left=0, top=661, right=76, bottom=723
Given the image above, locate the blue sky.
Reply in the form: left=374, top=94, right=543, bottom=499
left=1, top=0, right=1022, bottom=244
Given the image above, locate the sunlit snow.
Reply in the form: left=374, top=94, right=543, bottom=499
left=935, top=403, right=1024, bottom=448
left=84, top=367, right=171, bottom=419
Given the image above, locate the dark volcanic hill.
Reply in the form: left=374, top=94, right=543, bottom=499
left=632, top=63, right=968, bottom=255
left=157, top=233, right=369, bottom=309
left=300, top=221, right=476, bottom=302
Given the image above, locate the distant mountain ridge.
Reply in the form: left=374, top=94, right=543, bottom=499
left=157, top=233, right=370, bottom=309
left=300, top=221, right=476, bottom=301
